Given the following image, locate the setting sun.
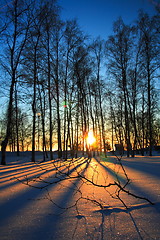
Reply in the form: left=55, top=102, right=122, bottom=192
left=86, top=131, right=96, bottom=145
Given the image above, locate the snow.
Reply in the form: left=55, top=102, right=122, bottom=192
left=0, top=151, right=160, bottom=240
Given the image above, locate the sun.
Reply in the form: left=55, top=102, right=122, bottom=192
left=86, top=131, right=96, bottom=145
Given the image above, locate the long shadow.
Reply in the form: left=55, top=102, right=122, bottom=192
left=0, top=160, right=57, bottom=181
left=0, top=158, right=89, bottom=223
left=100, top=154, right=160, bottom=179
left=94, top=158, right=157, bottom=203
left=0, top=165, right=54, bottom=184
left=120, top=158, right=160, bottom=179
left=3, top=158, right=91, bottom=240
left=0, top=162, right=36, bottom=174
left=93, top=203, right=151, bottom=240
left=38, top=158, right=91, bottom=240
left=0, top=158, right=67, bottom=176
left=94, top=202, right=154, bottom=216
left=95, top=158, right=127, bottom=185
left=1, top=157, right=159, bottom=240
left=0, top=158, right=84, bottom=189
left=94, top=201, right=160, bottom=240
left=0, top=160, right=68, bottom=190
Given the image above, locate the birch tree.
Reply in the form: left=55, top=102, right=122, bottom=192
left=1, top=0, right=31, bottom=165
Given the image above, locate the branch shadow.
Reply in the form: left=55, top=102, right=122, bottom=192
left=0, top=157, right=92, bottom=240
left=93, top=201, right=160, bottom=240
left=23, top=158, right=91, bottom=240
left=0, top=158, right=88, bottom=221
left=94, top=158, right=157, bottom=203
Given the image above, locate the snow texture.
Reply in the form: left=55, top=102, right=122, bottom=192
left=0, top=151, right=160, bottom=240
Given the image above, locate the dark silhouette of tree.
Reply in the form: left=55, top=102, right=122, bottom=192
left=136, top=11, right=160, bottom=155
left=41, top=0, right=60, bottom=160
left=0, top=0, right=159, bottom=163
left=62, top=19, right=85, bottom=159
left=106, top=18, right=133, bottom=157
left=1, top=0, right=32, bottom=165
left=89, top=37, right=107, bottom=156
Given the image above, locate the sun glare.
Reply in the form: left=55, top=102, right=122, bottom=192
left=87, top=131, right=96, bottom=145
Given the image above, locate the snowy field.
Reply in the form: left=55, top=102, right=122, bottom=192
left=0, top=151, right=160, bottom=240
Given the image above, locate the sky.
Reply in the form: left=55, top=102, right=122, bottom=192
left=59, top=0, right=158, bottom=39
left=0, top=0, right=159, bottom=113
left=58, top=0, right=160, bottom=91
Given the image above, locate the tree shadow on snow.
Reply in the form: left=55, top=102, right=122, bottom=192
left=120, top=158, right=160, bottom=179
left=92, top=201, right=160, bottom=240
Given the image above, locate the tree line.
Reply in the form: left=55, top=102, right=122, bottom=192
left=0, top=0, right=159, bottom=164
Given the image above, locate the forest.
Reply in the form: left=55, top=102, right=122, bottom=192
left=0, top=0, right=160, bottom=165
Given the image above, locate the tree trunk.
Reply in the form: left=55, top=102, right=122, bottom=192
left=31, top=47, right=37, bottom=163
left=1, top=74, right=15, bottom=165
left=147, top=58, right=152, bottom=156
left=15, top=83, right=20, bottom=156
left=47, top=33, right=53, bottom=160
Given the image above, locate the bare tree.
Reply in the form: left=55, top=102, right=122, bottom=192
left=41, top=0, right=60, bottom=160
left=89, top=37, right=107, bottom=156
left=136, top=11, right=160, bottom=155
left=1, top=0, right=31, bottom=165
left=62, top=19, right=84, bottom=159
left=106, top=18, right=133, bottom=157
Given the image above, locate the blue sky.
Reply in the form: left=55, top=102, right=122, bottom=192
left=59, top=0, right=158, bottom=39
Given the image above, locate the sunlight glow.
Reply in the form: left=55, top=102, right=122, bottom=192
left=86, top=131, right=96, bottom=145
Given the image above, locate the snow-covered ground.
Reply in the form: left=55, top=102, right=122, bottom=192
left=0, top=151, right=160, bottom=240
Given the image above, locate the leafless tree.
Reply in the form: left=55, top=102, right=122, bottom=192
left=1, top=0, right=32, bottom=165
left=136, top=11, right=160, bottom=155
left=106, top=18, right=133, bottom=157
